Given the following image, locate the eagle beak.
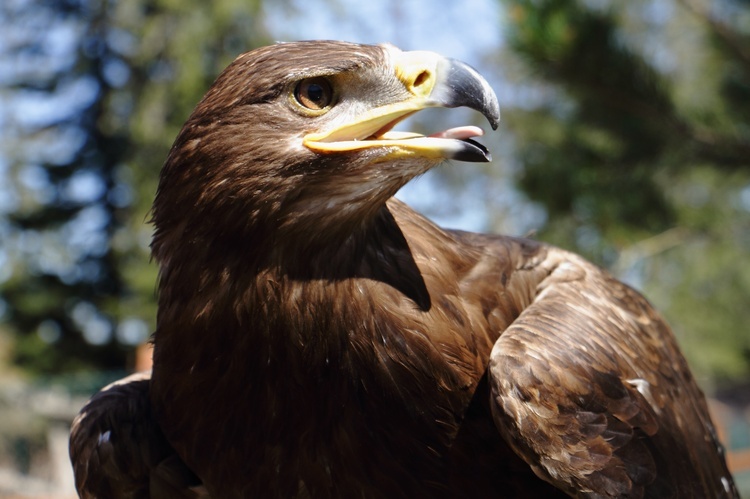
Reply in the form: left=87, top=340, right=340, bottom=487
left=303, top=50, right=500, bottom=162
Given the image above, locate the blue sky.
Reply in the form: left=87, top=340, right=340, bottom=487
left=268, top=0, right=503, bottom=60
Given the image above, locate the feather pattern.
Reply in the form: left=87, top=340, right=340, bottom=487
left=489, top=248, right=736, bottom=497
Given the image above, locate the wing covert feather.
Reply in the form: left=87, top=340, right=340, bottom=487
left=489, top=247, right=737, bottom=498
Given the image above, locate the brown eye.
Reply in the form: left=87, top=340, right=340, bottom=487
left=294, top=77, right=334, bottom=110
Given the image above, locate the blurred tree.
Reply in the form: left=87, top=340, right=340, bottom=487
left=0, top=0, right=272, bottom=374
left=1, top=0, right=131, bottom=373
left=498, top=0, right=750, bottom=383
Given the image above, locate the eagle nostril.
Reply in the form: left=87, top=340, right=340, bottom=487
left=413, top=70, right=430, bottom=89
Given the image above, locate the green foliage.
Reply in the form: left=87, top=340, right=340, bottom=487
left=645, top=167, right=750, bottom=383
left=500, top=0, right=750, bottom=382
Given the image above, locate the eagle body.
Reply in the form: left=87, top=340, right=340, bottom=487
left=149, top=200, right=562, bottom=498
left=70, top=41, right=737, bottom=498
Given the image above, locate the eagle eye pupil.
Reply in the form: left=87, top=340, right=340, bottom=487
left=307, top=84, right=324, bottom=102
left=295, top=77, right=333, bottom=111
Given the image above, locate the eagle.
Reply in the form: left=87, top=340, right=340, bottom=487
left=70, top=41, right=738, bottom=498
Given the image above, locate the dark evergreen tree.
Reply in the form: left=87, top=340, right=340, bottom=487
left=2, top=0, right=130, bottom=372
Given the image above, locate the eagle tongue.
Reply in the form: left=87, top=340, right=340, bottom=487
left=429, top=126, right=484, bottom=140
left=427, top=125, right=491, bottom=162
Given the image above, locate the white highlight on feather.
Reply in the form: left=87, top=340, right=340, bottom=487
left=97, top=430, right=111, bottom=446
left=626, top=378, right=661, bottom=415
left=101, top=370, right=151, bottom=392
left=722, top=476, right=731, bottom=493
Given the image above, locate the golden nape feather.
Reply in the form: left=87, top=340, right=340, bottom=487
left=70, top=41, right=737, bottom=498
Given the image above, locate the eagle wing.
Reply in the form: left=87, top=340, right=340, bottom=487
left=69, top=372, right=208, bottom=498
left=488, top=246, right=737, bottom=498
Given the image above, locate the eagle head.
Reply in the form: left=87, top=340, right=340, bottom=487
left=151, top=41, right=499, bottom=266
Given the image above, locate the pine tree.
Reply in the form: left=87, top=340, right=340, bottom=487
left=1, top=0, right=129, bottom=372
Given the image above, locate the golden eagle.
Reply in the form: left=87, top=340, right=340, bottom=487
left=70, top=41, right=737, bottom=498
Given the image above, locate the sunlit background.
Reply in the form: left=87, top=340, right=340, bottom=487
left=1, top=0, right=749, bottom=496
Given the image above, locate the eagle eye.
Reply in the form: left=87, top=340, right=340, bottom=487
left=294, top=77, right=334, bottom=111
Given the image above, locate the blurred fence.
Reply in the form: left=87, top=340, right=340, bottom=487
left=712, top=397, right=750, bottom=495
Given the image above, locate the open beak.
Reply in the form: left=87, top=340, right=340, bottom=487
left=302, top=50, right=501, bottom=162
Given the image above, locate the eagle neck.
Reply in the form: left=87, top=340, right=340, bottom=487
left=268, top=204, right=432, bottom=311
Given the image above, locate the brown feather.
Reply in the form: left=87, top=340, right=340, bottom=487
left=69, top=372, right=208, bottom=498
left=489, top=248, right=736, bottom=497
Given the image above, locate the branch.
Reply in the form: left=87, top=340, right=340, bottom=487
left=612, top=227, right=693, bottom=276
left=678, top=0, right=750, bottom=66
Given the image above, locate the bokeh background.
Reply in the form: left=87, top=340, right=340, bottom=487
left=1, top=0, right=749, bottom=496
